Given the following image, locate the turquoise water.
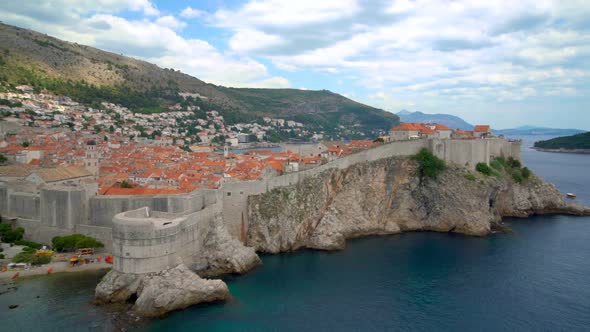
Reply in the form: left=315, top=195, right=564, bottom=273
left=1, top=138, right=589, bottom=331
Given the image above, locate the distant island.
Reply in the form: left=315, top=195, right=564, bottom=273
left=534, top=132, right=590, bottom=153
left=495, top=126, right=585, bottom=137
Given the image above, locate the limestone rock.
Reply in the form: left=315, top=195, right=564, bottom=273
left=247, top=156, right=590, bottom=253
left=95, top=269, right=141, bottom=304
left=133, top=264, right=230, bottom=317
left=192, top=216, right=261, bottom=277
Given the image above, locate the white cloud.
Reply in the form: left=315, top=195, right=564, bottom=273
left=229, top=29, right=283, bottom=53
left=211, top=0, right=360, bottom=28
left=155, top=15, right=186, bottom=30
left=180, top=6, right=206, bottom=19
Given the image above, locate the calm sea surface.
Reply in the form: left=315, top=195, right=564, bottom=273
left=1, top=136, right=589, bottom=332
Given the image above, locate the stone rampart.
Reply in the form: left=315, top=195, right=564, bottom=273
left=111, top=204, right=220, bottom=274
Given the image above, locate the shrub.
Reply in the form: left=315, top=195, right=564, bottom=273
left=476, top=163, right=493, bottom=176
left=0, top=254, right=4, bottom=259
left=0, top=224, right=25, bottom=243
left=494, top=157, right=509, bottom=168
left=12, top=252, right=51, bottom=265
left=22, top=246, right=36, bottom=253
left=522, top=167, right=532, bottom=179
left=490, top=160, right=503, bottom=171
left=120, top=180, right=132, bottom=188
left=412, top=148, right=446, bottom=179
left=52, top=234, right=104, bottom=252
left=512, top=170, right=524, bottom=184
left=14, top=240, right=42, bottom=249
left=464, top=174, right=476, bottom=181
left=508, top=157, right=522, bottom=169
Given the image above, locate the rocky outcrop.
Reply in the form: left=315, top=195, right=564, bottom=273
left=133, top=264, right=229, bottom=317
left=192, top=216, right=262, bottom=277
left=95, top=264, right=229, bottom=317
left=247, top=156, right=590, bottom=253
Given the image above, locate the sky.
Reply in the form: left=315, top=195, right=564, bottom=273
left=0, top=0, right=589, bottom=130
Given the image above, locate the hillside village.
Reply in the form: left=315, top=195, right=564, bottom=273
left=0, top=88, right=496, bottom=196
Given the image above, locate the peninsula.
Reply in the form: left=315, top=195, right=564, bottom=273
left=534, top=132, right=590, bottom=154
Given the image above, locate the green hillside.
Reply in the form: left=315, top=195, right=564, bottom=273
left=0, top=23, right=398, bottom=136
left=534, top=132, right=590, bottom=150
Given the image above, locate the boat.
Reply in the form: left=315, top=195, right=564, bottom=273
left=566, top=193, right=577, bottom=199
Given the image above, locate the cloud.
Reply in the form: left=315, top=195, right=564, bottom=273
left=0, top=1, right=290, bottom=88
left=180, top=6, right=206, bottom=19
left=155, top=15, right=186, bottom=30
left=229, top=29, right=283, bottom=53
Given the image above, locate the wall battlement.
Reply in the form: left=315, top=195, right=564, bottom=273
left=0, top=138, right=521, bottom=274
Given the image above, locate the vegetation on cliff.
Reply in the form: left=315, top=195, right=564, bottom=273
left=477, top=157, right=531, bottom=183
left=534, top=132, right=590, bottom=150
left=412, top=148, right=446, bottom=178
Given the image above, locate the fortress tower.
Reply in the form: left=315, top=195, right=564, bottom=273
left=85, top=140, right=99, bottom=178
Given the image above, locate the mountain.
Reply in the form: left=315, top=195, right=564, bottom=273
left=0, top=23, right=398, bottom=135
left=534, top=132, right=590, bottom=150
left=396, top=110, right=473, bottom=130
left=495, top=126, right=586, bottom=136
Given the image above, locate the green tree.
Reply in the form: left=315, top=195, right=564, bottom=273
left=52, top=234, right=104, bottom=251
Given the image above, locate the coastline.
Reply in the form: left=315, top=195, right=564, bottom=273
left=0, top=261, right=111, bottom=281
left=533, top=147, right=590, bottom=154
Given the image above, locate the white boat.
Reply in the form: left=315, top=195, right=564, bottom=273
left=566, top=193, right=577, bottom=199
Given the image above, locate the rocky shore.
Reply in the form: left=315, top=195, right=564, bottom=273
left=246, top=156, right=590, bottom=252
left=95, top=155, right=590, bottom=317
left=95, top=264, right=229, bottom=317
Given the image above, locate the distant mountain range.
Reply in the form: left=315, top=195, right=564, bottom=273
left=396, top=110, right=474, bottom=130
left=397, top=110, right=585, bottom=136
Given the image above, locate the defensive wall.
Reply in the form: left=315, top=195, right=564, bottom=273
left=0, top=138, right=520, bottom=272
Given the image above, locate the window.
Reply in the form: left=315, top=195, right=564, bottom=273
left=227, top=192, right=231, bottom=196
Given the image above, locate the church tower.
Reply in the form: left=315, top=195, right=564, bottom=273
left=85, top=140, right=99, bottom=178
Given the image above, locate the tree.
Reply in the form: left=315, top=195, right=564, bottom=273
left=52, top=234, right=104, bottom=251
left=0, top=154, right=7, bottom=163
left=0, top=224, right=25, bottom=243
left=120, top=180, right=132, bottom=188
left=21, top=141, right=30, bottom=147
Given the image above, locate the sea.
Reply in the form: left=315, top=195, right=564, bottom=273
left=1, top=135, right=589, bottom=332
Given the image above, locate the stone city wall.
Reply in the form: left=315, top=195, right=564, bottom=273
left=111, top=204, right=220, bottom=274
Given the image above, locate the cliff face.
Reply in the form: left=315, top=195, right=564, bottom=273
left=247, top=156, right=589, bottom=253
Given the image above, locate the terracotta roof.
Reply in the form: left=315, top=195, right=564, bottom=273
left=474, top=125, right=491, bottom=132
left=32, top=166, right=93, bottom=183
left=0, top=165, right=36, bottom=178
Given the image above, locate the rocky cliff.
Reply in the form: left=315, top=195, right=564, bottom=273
left=246, top=156, right=589, bottom=253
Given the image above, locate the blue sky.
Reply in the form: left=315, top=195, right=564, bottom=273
left=1, top=0, right=589, bottom=129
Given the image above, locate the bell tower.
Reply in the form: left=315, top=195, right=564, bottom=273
left=85, top=140, right=99, bottom=178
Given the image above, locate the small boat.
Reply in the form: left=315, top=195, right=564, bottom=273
left=566, top=193, right=577, bottom=199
